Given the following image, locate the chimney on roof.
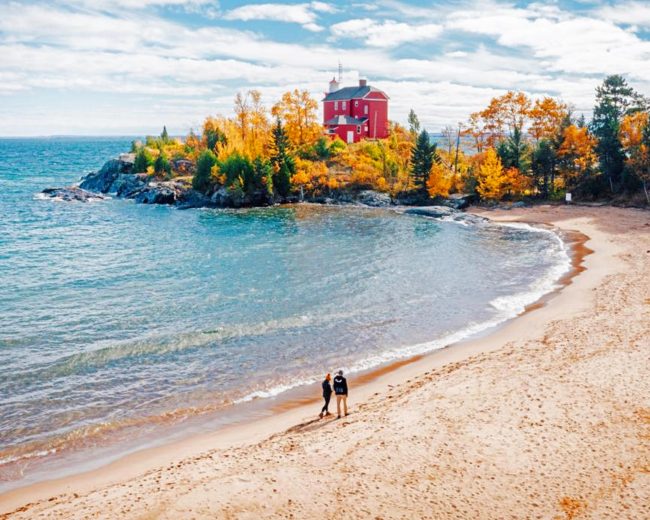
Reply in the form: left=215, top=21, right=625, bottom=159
left=359, top=78, right=367, bottom=87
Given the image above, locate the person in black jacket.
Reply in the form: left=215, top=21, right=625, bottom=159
left=319, top=374, right=332, bottom=418
left=332, top=370, right=348, bottom=418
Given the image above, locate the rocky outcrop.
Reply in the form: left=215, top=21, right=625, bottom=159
left=79, top=156, right=135, bottom=193
left=112, top=173, right=149, bottom=198
left=40, top=187, right=107, bottom=202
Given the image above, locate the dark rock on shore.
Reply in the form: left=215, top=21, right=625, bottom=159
left=210, top=187, right=274, bottom=208
left=79, top=154, right=135, bottom=193
left=439, top=193, right=475, bottom=210
left=355, top=190, right=392, bottom=207
left=40, top=187, right=107, bottom=202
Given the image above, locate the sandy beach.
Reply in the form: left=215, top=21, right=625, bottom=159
left=1, top=205, right=648, bottom=519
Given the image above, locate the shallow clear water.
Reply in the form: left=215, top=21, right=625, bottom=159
left=0, top=137, right=569, bottom=484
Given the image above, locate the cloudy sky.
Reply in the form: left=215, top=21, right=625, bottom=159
left=1, top=0, right=650, bottom=136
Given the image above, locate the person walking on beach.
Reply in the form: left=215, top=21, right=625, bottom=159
left=319, top=373, right=332, bottom=418
left=333, top=370, right=348, bottom=418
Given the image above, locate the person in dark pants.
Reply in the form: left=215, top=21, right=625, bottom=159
left=333, top=370, right=348, bottom=418
left=319, top=373, right=332, bottom=418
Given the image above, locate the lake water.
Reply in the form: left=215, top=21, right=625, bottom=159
left=0, top=137, right=570, bottom=489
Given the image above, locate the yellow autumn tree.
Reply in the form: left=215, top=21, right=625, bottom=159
left=557, top=125, right=597, bottom=189
left=292, top=157, right=328, bottom=194
left=476, top=148, right=506, bottom=200
left=271, top=89, right=321, bottom=148
left=474, top=147, right=528, bottom=200
left=426, top=161, right=452, bottom=198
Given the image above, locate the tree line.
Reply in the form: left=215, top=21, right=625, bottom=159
left=130, top=75, right=650, bottom=206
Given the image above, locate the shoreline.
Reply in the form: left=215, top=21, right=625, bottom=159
left=0, top=211, right=576, bottom=497
left=0, top=206, right=571, bottom=491
left=1, top=205, right=648, bottom=518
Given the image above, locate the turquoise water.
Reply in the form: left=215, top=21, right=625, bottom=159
left=0, top=138, right=570, bottom=486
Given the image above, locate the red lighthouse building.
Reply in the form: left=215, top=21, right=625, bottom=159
left=322, top=77, right=389, bottom=144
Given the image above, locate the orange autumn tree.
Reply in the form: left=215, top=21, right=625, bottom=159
left=557, top=125, right=598, bottom=189
left=529, top=97, right=569, bottom=141
left=469, top=91, right=532, bottom=149
left=271, top=89, right=321, bottom=148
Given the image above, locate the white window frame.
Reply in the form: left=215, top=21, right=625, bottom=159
left=334, top=101, right=338, bottom=110
left=355, top=100, right=359, bottom=107
left=356, top=125, right=361, bottom=134
left=342, top=101, right=346, bottom=110
left=364, top=104, right=368, bottom=115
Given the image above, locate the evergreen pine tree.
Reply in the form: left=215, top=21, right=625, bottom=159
left=590, top=75, right=646, bottom=192
left=192, top=150, right=217, bottom=193
left=133, top=148, right=151, bottom=173
left=161, top=126, right=169, bottom=143
left=410, top=129, right=437, bottom=193
left=270, top=119, right=295, bottom=198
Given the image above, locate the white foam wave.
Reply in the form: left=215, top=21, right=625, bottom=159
left=0, top=448, right=57, bottom=466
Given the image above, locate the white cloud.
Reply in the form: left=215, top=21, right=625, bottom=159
left=222, top=2, right=335, bottom=31
left=330, top=18, right=443, bottom=47
left=0, top=0, right=649, bottom=135
left=595, top=1, right=650, bottom=28
left=446, top=3, right=650, bottom=81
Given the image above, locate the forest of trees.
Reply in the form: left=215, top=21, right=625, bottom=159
left=131, top=75, right=650, bottom=206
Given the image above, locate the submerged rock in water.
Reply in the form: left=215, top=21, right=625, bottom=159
left=400, top=206, right=488, bottom=225
left=40, top=187, right=107, bottom=202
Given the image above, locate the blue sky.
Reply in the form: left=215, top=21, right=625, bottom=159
left=1, top=0, right=649, bottom=136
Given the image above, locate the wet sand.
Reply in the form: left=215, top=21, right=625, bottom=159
left=1, top=205, right=648, bottom=519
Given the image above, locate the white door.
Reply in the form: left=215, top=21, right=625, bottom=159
left=346, top=130, right=354, bottom=144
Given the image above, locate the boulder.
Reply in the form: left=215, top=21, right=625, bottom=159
left=112, top=173, right=148, bottom=198
left=394, top=190, right=432, bottom=206
left=40, top=187, right=107, bottom=202
left=176, top=189, right=213, bottom=209
left=402, top=206, right=456, bottom=219
left=79, top=157, right=135, bottom=193
left=172, top=159, right=195, bottom=175
left=355, top=190, right=392, bottom=207
left=134, top=181, right=187, bottom=205
left=211, top=187, right=238, bottom=208
left=440, top=193, right=475, bottom=210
